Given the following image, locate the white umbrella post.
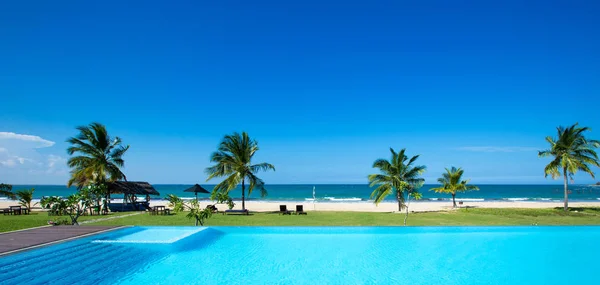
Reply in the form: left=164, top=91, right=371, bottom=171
left=313, top=186, right=316, bottom=211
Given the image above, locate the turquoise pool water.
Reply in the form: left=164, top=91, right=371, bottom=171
left=0, top=226, right=598, bottom=284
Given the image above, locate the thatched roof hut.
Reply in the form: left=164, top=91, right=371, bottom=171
left=106, top=181, right=160, bottom=196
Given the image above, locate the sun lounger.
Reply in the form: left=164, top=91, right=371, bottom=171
left=279, top=205, right=292, bottom=215
left=224, top=209, right=249, bottom=215
left=295, top=205, right=307, bottom=215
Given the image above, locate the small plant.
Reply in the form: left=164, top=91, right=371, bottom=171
left=48, top=218, right=69, bottom=225
left=40, top=187, right=96, bottom=225
left=167, top=194, right=213, bottom=226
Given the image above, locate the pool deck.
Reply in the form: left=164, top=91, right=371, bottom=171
left=0, top=226, right=123, bottom=256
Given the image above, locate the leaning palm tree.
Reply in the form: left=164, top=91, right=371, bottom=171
left=430, top=167, right=479, bottom=208
left=0, top=183, right=15, bottom=200
left=368, top=148, right=426, bottom=225
left=539, top=123, right=600, bottom=211
left=66, top=122, right=130, bottom=200
left=205, top=132, right=275, bottom=211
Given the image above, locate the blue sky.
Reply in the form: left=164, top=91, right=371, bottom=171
left=1, top=0, right=599, bottom=185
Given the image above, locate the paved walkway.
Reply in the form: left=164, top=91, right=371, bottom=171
left=0, top=226, right=122, bottom=255
left=79, top=211, right=141, bottom=224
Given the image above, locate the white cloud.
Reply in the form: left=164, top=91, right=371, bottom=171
left=0, top=159, right=16, bottom=167
left=0, top=132, right=68, bottom=182
left=0, top=155, right=31, bottom=167
left=456, top=146, right=540, bottom=153
left=0, top=132, right=55, bottom=148
left=46, top=155, right=67, bottom=174
left=48, top=154, right=62, bottom=168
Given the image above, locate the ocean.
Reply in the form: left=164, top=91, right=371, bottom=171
left=2, top=184, right=600, bottom=203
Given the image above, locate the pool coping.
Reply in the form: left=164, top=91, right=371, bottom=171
left=0, top=226, right=130, bottom=257
left=0, top=224, right=53, bottom=235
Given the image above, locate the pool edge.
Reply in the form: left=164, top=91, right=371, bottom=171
left=0, top=225, right=131, bottom=257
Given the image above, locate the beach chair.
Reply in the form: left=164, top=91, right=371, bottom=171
left=147, top=205, right=158, bottom=215
left=295, top=205, right=307, bottom=215
left=279, top=205, right=292, bottom=215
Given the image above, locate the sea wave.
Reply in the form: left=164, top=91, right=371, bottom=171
left=455, top=198, right=485, bottom=202
left=504, top=198, right=529, bottom=201
left=323, top=197, right=363, bottom=202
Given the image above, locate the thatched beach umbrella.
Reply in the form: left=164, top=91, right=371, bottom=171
left=183, top=184, right=210, bottom=201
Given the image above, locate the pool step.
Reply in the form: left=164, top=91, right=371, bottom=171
left=0, top=242, right=106, bottom=275
left=0, top=243, right=127, bottom=284
left=51, top=248, right=162, bottom=284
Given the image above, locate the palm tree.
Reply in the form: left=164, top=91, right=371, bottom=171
left=16, top=188, right=36, bottom=211
left=368, top=148, right=426, bottom=217
left=66, top=122, right=130, bottom=200
left=205, top=132, right=275, bottom=211
left=539, top=123, right=600, bottom=211
left=430, top=167, right=479, bottom=208
left=0, top=183, right=15, bottom=200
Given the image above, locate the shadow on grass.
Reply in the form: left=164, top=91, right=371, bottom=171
left=557, top=207, right=600, bottom=214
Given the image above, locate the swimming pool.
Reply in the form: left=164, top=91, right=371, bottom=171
left=0, top=226, right=598, bottom=284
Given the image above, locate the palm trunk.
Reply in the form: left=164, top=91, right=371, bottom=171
left=404, top=192, right=410, bottom=226
left=106, top=192, right=111, bottom=214
left=563, top=167, right=569, bottom=211
left=452, top=193, right=456, bottom=208
left=396, top=191, right=402, bottom=212
left=241, top=179, right=246, bottom=211
left=195, top=217, right=199, bottom=226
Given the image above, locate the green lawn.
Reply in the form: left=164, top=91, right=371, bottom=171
left=2, top=208, right=599, bottom=232
left=90, top=207, right=600, bottom=227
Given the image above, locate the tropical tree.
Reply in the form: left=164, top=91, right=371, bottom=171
left=167, top=194, right=213, bottom=226
left=16, top=188, right=37, bottom=211
left=66, top=122, right=129, bottom=201
left=41, top=196, right=69, bottom=216
left=430, top=167, right=479, bottom=208
left=368, top=148, right=426, bottom=225
left=205, top=132, right=275, bottom=211
left=539, top=123, right=600, bottom=211
left=0, top=183, right=15, bottom=199
left=39, top=188, right=95, bottom=225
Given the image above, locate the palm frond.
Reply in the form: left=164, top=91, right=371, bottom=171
left=368, top=148, right=425, bottom=208
left=205, top=132, right=274, bottom=209
left=370, top=184, right=393, bottom=205
left=66, top=123, right=129, bottom=189
left=430, top=166, right=478, bottom=195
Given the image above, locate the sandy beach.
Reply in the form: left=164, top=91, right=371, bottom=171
left=3, top=200, right=599, bottom=213
left=183, top=201, right=600, bottom=212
